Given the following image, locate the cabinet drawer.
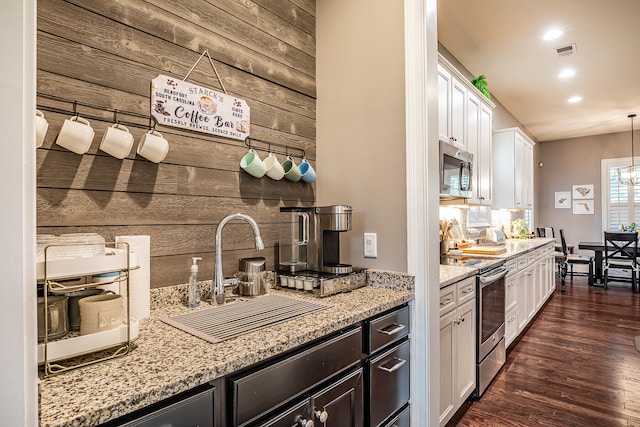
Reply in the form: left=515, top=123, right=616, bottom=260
left=518, top=256, right=528, bottom=270
left=439, top=285, right=457, bottom=317
left=366, top=305, right=410, bottom=354
left=368, top=340, right=410, bottom=427
left=260, top=400, right=310, bottom=427
left=231, top=327, right=362, bottom=426
left=117, top=387, right=214, bottom=427
left=506, top=259, right=518, bottom=275
left=456, top=277, right=475, bottom=306
left=382, top=404, right=410, bottom=427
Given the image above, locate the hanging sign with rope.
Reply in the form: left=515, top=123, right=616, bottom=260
left=150, top=51, right=250, bottom=141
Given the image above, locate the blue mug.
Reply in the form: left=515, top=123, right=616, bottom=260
left=299, top=158, right=316, bottom=183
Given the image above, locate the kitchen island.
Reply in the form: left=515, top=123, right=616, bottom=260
left=38, top=271, right=414, bottom=427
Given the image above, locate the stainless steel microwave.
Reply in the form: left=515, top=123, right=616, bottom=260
left=439, top=140, right=473, bottom=198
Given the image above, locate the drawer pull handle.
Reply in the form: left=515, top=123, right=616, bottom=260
left=378, top=357, right=407, bottom=373
left=440, top=298, right=453, bottom=307
left=378, top=323, right=406, bottom=335
left=462, top=287, right=473, bottom=294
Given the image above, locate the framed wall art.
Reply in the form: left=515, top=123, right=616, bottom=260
left=572, top=184, right=594, bottom=200
left=573, top=200, right=594, bottom=215
left=554, top=191, right=571, bottom=209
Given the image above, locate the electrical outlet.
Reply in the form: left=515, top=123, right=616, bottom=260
left=364, top=233, right=377, bottom=258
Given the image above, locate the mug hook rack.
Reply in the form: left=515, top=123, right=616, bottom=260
left=36, top=92, right=157, bottom=131
left=244, top=137, right=306, bottom=159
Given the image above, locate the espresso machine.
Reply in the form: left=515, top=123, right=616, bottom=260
left=278, top=205, right=366, bottom=296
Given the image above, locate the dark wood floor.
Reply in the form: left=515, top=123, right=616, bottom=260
left=448, top=275, right=640, bottom=427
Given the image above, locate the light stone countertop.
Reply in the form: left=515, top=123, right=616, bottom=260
left=38, top=270, right=414, bottom=427
left=439, top=237, right=555, bottom=288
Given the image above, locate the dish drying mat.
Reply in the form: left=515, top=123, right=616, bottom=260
left=162, top=295, right=329, bottom=344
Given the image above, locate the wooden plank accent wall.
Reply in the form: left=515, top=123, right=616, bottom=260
left=36, top=0, right=316, bottom=288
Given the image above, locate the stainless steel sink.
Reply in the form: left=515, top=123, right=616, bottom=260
left=162, top=295, right=329, bottom=343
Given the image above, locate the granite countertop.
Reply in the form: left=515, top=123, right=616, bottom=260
left=38, top=270, right=414, bottom=427
left=439, top=237, right=555, bottom=288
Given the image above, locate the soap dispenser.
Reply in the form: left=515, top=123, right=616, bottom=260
left=188, top=257, right=202, bottom=308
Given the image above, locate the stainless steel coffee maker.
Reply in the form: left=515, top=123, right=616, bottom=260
left=278, top=205, right=353, bottom=274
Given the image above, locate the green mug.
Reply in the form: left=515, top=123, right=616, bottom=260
left=240, top=149, right=267, bottom=178
left=282, top=156, right=301, bottom=182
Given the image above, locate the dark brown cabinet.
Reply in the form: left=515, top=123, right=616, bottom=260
left=101, top=304, right=410, bottom=427
left=365, top=305, right=411, bottom=427
left=312, top=368, right=364, bottom=426
left=261, top=368, right=363, bottom=427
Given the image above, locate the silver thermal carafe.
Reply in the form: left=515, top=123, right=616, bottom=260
left=278, top=205, right=353, bottom=274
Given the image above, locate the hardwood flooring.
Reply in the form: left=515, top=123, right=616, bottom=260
left=448, top=276, right=640, bottom=427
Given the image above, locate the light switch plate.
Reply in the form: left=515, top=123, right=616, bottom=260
left=364, top=232, right=377, bottom=258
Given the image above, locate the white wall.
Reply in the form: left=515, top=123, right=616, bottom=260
left=0, top=0, right=38, bottom=425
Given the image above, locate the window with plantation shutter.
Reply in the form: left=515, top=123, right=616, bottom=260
left=602, top=158, right=640, bottom=231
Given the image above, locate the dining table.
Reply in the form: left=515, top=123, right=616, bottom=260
left=577, top=240, right=640, bottom=284
left=577, top=242, right=607, bottom=284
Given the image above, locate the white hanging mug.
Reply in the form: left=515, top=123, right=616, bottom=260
left=137, top=129, right=169, bottom=163
left=99, top=123, right=134, bottom=159
left=264, top=152, right=285, bottom=180
left=35, top=110, right=49, bottom=148
left=56, top=116, right=95, bottom=155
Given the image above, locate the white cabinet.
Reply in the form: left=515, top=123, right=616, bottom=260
left=466, top=95, right=493, bottom=205
left=451, top=78, right=466, bottom=148
left=438, top=64, right=452, bottom=145
left=438, top=63, right=465, bottom=148
left=439, top=277, right=476, bottom=427
left=492, top=127, right=535, bottom=209
left=438, top=55, right=495, bottom=205
left=507, top=243, right=556, bottom=347
left=477, top=103, right=493, bottom=205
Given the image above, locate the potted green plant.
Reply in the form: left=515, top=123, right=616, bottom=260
left=511, top=218, right=529, bottom=239
left=471, top=75, right=491, bottom=100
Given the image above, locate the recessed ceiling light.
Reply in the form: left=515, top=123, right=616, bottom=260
left=558, top=69, right=576, bottom=79
left=543, top=28, right=563, bottom=41
left=568, top=96, right=582, bottom=103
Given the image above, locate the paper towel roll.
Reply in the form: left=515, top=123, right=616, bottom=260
left=116, top=235, right=150, bottom=320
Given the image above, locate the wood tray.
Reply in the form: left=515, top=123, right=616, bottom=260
left=461, top=246, right=507, bottom=255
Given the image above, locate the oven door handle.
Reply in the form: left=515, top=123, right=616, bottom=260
left=479, top=266, right=509, bottom=284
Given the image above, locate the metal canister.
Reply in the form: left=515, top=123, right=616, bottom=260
left=238, top=257, right=266, bottom=296
left=316, top=205, right=352, bottom=231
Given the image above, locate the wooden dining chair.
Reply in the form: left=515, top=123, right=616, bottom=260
left=559, top=229, right=594, bottom=292
left=603, top=231, right=639, bottom=292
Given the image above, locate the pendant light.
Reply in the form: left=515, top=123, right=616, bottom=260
left=618, top=113, right=639, bottom=185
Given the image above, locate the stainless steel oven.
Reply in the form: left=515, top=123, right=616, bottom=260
left=475, top=262, right=508, bottom=397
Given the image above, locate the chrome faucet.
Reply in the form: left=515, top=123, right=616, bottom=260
left=214, top=213, right=264, bottom=305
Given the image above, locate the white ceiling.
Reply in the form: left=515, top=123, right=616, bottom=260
left=437, top=0, right=640, bottom=142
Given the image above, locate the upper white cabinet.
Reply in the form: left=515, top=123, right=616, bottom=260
left=438, top=62, right=469, bottom=149
left=438, top=55, right=495, bottom=205
left=492, top=127, right=535, bottom=209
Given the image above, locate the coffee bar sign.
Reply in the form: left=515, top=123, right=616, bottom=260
left=150, top=74, right=250, bottom=141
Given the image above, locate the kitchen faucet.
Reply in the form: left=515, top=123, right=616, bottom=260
left=214, top=213, right=264, bottom=305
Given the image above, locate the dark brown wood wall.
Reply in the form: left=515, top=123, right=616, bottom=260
left=36, top=0, right=316, bottom=287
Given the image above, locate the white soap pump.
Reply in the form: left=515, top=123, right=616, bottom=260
left=188, top=257, right=203, bottom=308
